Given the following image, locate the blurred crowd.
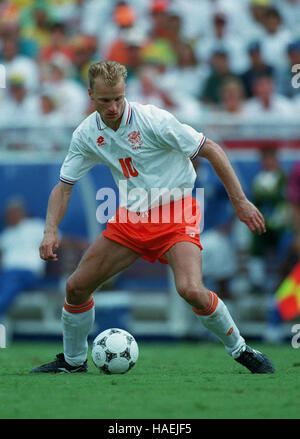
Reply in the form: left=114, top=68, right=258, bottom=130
left=0, top=0, right=300, bottom=134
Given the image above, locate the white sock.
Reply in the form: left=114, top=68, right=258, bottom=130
left=62, top=297, right=95, bottom=366
left=193, top=291, right=245, bottom=357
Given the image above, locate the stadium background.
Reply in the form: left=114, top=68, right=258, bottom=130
left=0, top=0, right=300, bottom=346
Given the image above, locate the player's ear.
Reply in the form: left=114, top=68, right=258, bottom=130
left=88, top=88, right=93, bottom=100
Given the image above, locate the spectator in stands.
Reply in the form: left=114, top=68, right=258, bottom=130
left=140, top=37, right=177, bottom=72
left=0, top=35, right=40, bottom=92
left=201, top=49, right=238, bottom=107
left=248, top=147, right=290, bottom=341
left=135, top=1, right=178, bottom=70
left=157, top=41, right=210, bottom=100
left=105, top=2, right=137, bottom=65
left=195, top=10, right=249, bottom=74
left=70, top=34, right=98, bottom=87
left=26, top=88, right=69, bottom=152
left=19, top=0, right=54, bottom=53
left=240, top=41, right=273, bottom=98
left=0, top=20, right=38, bottom=58
left=141, top=3, right=178, bottom=71
left=243, top=73, right=295, bottom=120
left=211, top=77, right=247, bottom=120
left=0, top=73, right=40, bottom=131
left=126, top=57, right=204, bottom=125
left=274, top=0, right=300, bottom=35
left=120, top=28, right=147, bottom=81
left=39, top=22, right=74, bottom=63
left=80, top=1, right=146, bottom=60
left=149, top=0, right=171, bottom=41
left=248, top=0, right=271, bottom=35
left=39, top=88, right=62, bottom=125
left=260, top=6, right=293, bottom=74
left=0, top=198, right=46, bottom=321
left=48, top=0, right=86, bottom=36
left=0, top=0, right=19, bottom=33
left=276, top=40, right=300, bottom=98
left=126, top=64, right=177, bottom=110
left=249, top=147, right=289, bottom=286
left=164, top=12, right=183, bottom=48
left=79, top=0, right=111, bottom=49
left=41, top=53, right=89, bottom=124
left=220, top=0, right=267, bottom=42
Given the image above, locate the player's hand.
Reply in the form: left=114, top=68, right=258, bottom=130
left=232, top=198, right=266, bottom=235
left=39, top=230, right=59, bottom=261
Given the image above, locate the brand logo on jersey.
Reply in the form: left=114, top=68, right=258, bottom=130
left=97, top=136, right=106, bottom=147
left=128, top=130, right=143, bottom=149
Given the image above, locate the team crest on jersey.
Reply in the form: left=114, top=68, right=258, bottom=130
left=128, top=130, right=143, bottom=149
left=97, top=136, right=106, bottom=147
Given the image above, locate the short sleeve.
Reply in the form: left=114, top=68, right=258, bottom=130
left=60, top=132, right=101, bottom=185
left=153, top=108, right=206, bottom=160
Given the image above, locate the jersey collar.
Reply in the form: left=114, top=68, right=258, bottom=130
left=96, top=98, right=132, bottom=131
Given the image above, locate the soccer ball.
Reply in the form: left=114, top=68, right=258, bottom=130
left=92, top=328, right=139, bottom=374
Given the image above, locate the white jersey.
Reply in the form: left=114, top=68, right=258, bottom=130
left=60, top=99, right=206, bottom=211
left=0, top=218, right=46, bottom=276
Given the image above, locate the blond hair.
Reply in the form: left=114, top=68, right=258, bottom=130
left=88, top=60, right=127, bottom=89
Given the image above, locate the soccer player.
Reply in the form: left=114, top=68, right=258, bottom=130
left=30, top=61, right=274, bottom=374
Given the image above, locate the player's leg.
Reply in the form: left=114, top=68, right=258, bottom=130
left=60, top=235, right=140, bottom=367
left=164, top=241, right=245, bottom=355
left=65, top=234, right=140, bottom=305
left=30, top=235, right=140, bottom=373
left=163, top=242, right=210, bottom=309
left=164, top=242, right=274, bottom=373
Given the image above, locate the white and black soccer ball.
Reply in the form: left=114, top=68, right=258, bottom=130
left=92, top=328, right=139, bottom=374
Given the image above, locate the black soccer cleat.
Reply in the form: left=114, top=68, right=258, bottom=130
left=234, top=345, right=275, bottom=374
left=30, top=353, right=88, bottom=374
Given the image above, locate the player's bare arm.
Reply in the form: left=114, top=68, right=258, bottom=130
left=39, top=181, right=73, bottom=261
left=198, top=138, right=266, bottom=235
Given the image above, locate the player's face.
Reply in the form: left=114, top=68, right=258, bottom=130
left=89, top=77, right=126, bottom=129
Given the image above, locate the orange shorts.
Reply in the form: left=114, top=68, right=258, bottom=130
left=102, top=196, right=203, bottom=264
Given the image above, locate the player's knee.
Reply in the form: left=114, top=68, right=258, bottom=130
left=66, top=277, right=89, bottom=305
left=177, top=281, right=210, bottom=309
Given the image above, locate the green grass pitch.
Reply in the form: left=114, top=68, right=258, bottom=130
left=0, top=341, right=299, bottom=419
